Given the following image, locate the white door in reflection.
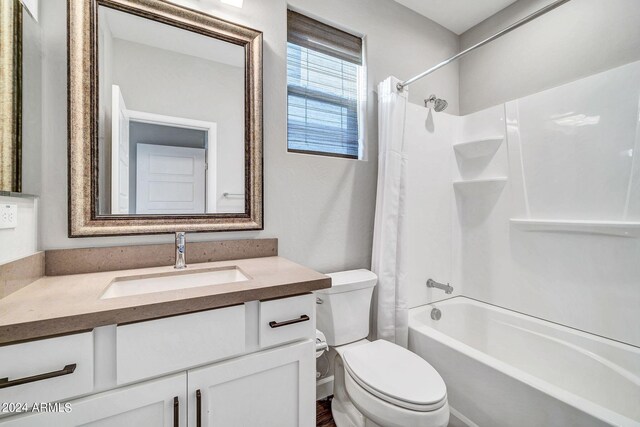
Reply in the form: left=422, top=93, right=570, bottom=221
left=136, top=144, right=206, bottom=214
left=111, top=85, right=130, bottom=214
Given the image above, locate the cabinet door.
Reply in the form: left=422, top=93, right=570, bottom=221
left=188, top=340, right=315, bottom=427
left=0, top=373, right=186, bottom=427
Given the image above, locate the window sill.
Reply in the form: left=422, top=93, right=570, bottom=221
left=287, top=148, right=359, bottom=160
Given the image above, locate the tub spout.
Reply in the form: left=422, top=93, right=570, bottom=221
left=427, top=278, right=453, bottom=294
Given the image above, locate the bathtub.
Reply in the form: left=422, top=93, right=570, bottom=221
left=408, top=297, right=640, bottom=427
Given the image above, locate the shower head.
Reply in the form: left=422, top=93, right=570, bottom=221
left=425, top=94, right=448, bottom=112
left=434, top=98, right=448, bottom=112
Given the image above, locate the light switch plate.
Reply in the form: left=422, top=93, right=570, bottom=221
left=0, top=204, right=18, bottom=229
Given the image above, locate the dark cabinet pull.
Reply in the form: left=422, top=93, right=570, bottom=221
left=173, top=396, right=179, bottom=427
left=0, top=364, right=76, bottom=389
left=196, top=389, right=202, bottom=427
left=269, top=315, right=310, bottom=328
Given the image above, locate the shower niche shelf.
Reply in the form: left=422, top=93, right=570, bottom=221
left=510, top=219, right=640, bottom=238
left=453, top=177, right=507, bottom=195
left=453, top=136, right=504, bottom=159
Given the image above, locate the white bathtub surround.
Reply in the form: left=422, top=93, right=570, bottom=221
left=372, top=77, right=411, bottom=347
left=400, top=60, right=640, bottom=348
left=506, top=62, right=640, bottom=222
left=408, top=297, right=640, bottom=427
left=461, top=61, right=640, bottom=346
left=404, top=105, right=459, bottom=308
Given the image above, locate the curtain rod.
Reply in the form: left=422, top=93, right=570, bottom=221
left=396, top=0, right=573, bottom=91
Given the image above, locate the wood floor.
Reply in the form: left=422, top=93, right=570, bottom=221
left=316, top=396, right=336, bottom=427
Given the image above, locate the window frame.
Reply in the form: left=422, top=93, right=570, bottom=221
left=286, top=10, right=365, bottom=160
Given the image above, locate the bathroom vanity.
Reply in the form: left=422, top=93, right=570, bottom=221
left=0, top=256, right=329, bottom=426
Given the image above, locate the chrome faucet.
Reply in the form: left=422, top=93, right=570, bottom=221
left=426, top=278, right=453, bottom=294
left=175, top=232, right=187, bottom=269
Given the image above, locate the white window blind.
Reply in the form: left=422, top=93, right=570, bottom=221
left=287, top=10, right=363, bottom=159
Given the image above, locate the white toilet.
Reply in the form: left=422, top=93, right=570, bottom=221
left=315, top=270, right=449, bottom=427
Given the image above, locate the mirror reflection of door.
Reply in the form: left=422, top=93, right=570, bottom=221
left=136, top=143, right=205, bottom=214
left=110, top=85, right=219, bottom=215
left=111, top=85, right=130, bottom=214
left=97, top=5, right=246, bottom=216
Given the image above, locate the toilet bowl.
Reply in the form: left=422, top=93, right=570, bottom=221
left=316, top=270, right=449, bottom=427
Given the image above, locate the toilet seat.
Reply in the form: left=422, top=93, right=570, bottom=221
left=343, top=340, right=447, bottom=412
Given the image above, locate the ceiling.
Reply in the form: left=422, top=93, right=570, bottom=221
left=392, top=0, right=519, bottom=34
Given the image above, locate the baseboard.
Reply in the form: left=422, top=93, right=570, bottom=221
left=316, top=375, right=334, bottom=400
left=449, top=406, right=478, bottom=427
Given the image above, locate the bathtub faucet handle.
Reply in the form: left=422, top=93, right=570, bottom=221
left=426, top=278, right=453, bottom=294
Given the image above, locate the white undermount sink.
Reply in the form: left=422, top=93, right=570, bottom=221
left=100, top=266, right=249, bottom=299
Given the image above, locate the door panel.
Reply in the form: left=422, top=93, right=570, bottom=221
left=0, top=373, right=186, bottom=427
left=136, top=143, right=206, bottom=214
left=188, top=340, right=315, bottom=427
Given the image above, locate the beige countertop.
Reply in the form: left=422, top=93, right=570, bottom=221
left=0, top=256, right=330, bottom=345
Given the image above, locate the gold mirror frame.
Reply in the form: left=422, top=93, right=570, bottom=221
left=68, top=0, right=263, bottom=237
left=0, top=0, right=22, bottom=193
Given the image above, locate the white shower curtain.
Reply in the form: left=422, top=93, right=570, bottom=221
left=372, top=76, right=410, bottom=347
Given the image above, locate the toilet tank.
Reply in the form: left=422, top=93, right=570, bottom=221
left=315, top=269, right=377, bottom=346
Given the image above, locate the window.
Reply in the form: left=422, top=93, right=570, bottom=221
left=287, top=10, right=364, bottom=159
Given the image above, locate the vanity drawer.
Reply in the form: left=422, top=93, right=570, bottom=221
left=116, top=305, right=245, bottom=384
left=0, top=332, right=94, bottom=406
left=259, top=294, right=315, bottom=348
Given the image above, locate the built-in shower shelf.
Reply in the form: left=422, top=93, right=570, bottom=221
left=453, top=177, right=507, bottom=194
left=510, top=219, right=640, bottom=237
left=453, top=136, right=504, bottom=159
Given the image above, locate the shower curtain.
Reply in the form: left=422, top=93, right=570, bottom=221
left=372, top=76, right=410, bottom=347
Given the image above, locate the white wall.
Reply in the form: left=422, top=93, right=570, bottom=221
left=38, top=0, right=459, bottom=273
left=0, top=196, right=38, bottom=264
left=459, top=0, right=640, bottom=115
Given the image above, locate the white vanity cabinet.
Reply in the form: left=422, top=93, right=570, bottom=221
left=116, top=305, right=246, bottom=385
left=0, top=332, right=94, bottom=407
left=0, top=373, right=186, bottom=427
left=188, top=340, right=315, bottom=427
left=0, top=294, right=316, bottom=427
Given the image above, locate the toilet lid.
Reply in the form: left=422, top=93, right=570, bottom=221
left=343, top=340, right=447, bottom=411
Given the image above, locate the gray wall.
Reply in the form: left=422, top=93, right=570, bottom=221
left=38, top=0, right=459, bottom=273
left=22, top=8, right=42, bottom=196
left=459, top=0, right=640, bottom=115
left=97, top=12, right=114, bottom=214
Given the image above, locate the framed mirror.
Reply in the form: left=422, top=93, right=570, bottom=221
left=0, top=0, right=22, bottom=193
left=68, top=0, right=263, bottom=237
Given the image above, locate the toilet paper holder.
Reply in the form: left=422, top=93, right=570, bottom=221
left=316, top=339, right=328, bottom=353
left=315, top=329, right=328, bottom=357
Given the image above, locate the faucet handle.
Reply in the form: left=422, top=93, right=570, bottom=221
left=175, top=231, right=186, bottom=245
left=174, top=232, right=187, bottom=269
